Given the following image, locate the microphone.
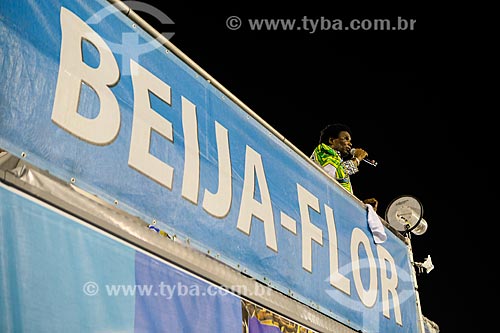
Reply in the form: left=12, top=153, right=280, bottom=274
left=350, top=148, right=378, bottom=167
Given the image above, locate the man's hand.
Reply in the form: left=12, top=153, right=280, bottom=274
left=363, top=198, right=378, bottom=212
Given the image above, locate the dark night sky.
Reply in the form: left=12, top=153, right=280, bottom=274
left=138, top=2, right=449, bottom=331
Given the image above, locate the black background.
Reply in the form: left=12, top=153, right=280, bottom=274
left=136, top=2, right=449, bottom=331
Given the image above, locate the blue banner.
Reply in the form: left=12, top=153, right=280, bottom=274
left=0, top=183, right=244, bottom=332
left=134, top=251, right=242, bottom=332
left=0, top=1, right=420, bottom=331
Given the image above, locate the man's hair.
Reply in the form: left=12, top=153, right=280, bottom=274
left=319, top=123, right=352, bottom=144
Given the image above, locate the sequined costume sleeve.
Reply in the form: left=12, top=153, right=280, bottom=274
left=311, top=143, right=358, bottom=193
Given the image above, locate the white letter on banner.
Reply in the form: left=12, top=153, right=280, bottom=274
left=377, top=245, right=402, bottom=325
left=202, top=122, right=232, bottom=218
left=128, top=60, right=174, bottom=189
left=351, top=228, right=378, bottom=308
left=236, top=146, right=277, bottom=251
left=324, top=204, right=350, bottom=294
left=297, top=184, right=323, bottom=273
left=52, top=7, right=120, bottom=145
left=181, top=96, right=200, bottom=204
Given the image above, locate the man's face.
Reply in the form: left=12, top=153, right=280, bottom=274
left=328, top=130, right=352, bottom=156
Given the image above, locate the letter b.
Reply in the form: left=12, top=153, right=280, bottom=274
left=51, top=7, right=120, bottom=145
